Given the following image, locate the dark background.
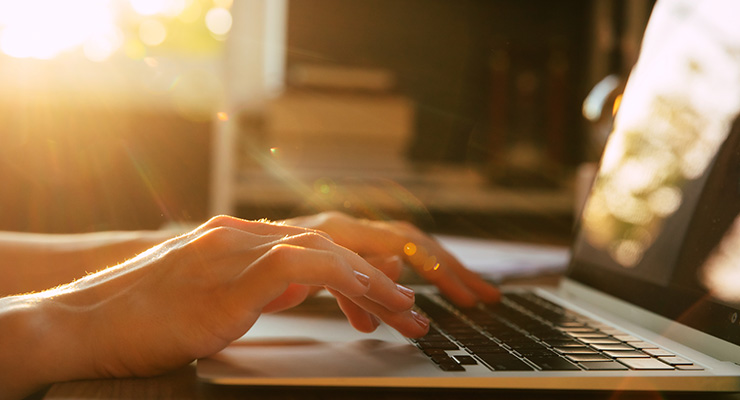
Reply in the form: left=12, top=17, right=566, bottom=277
left=0, top=1, right=651, bottom=236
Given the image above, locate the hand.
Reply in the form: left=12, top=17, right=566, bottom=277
left=24, top=216, right=429, bottom=385
left=284, top=211, right=500, bottom=307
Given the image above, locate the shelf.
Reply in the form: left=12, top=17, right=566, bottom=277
left=233, top=165, right=574, bottom=216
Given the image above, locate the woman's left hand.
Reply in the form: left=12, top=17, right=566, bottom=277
left=283, top=211, right=500, bottom=308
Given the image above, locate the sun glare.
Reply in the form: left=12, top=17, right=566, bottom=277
left=0, top=0, right=233, bottom=61
left=0, top=0, right=118, bottom=60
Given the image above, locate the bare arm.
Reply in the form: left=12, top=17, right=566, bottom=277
left=0, top=216, right=428, bottom=400
left=0, top=230, right=177, bottom=296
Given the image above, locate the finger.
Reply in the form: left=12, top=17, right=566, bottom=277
left=265, top=233, right=416, bottom=313
left=330, top=290, right=379, bottom=333
left=282, top=212, right=497, bottom=306
left=328, top=288, right=429, bottom=338
left=262, top=283, right=311, bottom=313
left=379, top=222, right=500, bottom=305
left=232, top=244, right=413, bottom=320
left=364, top=255, right=404, bottom=281
left=404, top=238, right=500, bottom=304
left=299, top=214, right=484, bottom=305
left=439, top=258, right=501, bottom=303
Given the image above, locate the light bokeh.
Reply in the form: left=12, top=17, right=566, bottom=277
left=0, top=0, right=232, bottom=62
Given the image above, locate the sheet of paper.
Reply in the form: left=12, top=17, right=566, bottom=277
left=434, top=235, right=570, bottom=282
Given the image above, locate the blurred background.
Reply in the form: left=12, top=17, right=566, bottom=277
left=0, top=0, right=655, bottom=244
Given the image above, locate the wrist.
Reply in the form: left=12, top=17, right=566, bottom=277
left=0, top=292, right=92, bottom=399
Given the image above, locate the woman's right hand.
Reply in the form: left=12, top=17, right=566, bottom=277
left=3, top=216, right=428, bottom=399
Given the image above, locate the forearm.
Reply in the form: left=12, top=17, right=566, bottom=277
left=0, top=293, right=89, bottom=400
left=0, top=230, right=176, bottom=296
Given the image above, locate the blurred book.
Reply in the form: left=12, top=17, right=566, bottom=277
left=265, top=89, right=414, bottom=167
left=287, top=63, right=396, bottom=92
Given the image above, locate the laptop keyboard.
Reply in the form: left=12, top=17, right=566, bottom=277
left=412, top=292, right=704, bottom=372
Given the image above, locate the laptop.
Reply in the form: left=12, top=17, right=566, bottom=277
left=198, top=0, right=740, bottom=392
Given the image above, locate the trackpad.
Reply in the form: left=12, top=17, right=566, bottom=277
left=198, top=294, right=428, bottom=380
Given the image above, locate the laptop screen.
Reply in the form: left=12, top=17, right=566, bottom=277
left=568, top=0, right=740, bottom=346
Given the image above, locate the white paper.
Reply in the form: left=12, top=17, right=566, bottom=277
left=434, top=235, right=570, bottom=282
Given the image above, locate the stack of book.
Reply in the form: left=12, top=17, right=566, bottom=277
left=264, top=63, right=415, bottom=175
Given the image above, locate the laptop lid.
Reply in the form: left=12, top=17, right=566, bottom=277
left=567, top=0, right=740, bottom=354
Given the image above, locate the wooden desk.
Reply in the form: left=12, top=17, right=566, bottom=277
left=41, top=362, right=740, bottom=400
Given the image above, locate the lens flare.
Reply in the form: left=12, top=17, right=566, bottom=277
left=403, top=242, right=417, bottom=257
left=205, top=7, right=232, bottom=36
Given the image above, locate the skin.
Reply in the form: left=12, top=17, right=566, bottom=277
left=0, top=212, right=499, bottom=400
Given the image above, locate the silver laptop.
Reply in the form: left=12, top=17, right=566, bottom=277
left=198, top=0, right=740, bottom=392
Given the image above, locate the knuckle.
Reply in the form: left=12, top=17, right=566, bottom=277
left=204, top=214, right=237, bottom=228
left=391, top=220, right=417, bottom=232
left=264, top=243, right=294, bottom=264
left=293, top=231, right=332, bottom=246
left=197, top=226, right=237, bottom=248
left=320, top=210, right=349, bottom=224
left=260, top=244, right=303, bottom=279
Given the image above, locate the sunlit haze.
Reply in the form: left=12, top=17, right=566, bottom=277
left=0, top=0, right=232, bottom=62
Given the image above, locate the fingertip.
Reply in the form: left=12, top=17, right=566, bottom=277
left=446, top=289, right=479, bottom=308
left=403, top=311, right=430, bottom=338
left=369, top=255, right=404, bottom=281
left=352, top=313, right=380, bottom=333
left=476, top=282, right=502, bottom=304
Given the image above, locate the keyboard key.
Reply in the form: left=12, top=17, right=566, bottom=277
left=559, top=327, right=596, bottom=333
left=547, top=340, right=584, bottom=347
left=466, top=345, right=509, bottom=354
left=578, top=337, right=622, bottom=344
left=438, top=362, right=466, bottom=371
left=460, top=338, right=495, bottom=346
left=516, top=346, right=559, bottom=357
left=604, top=350, right=649, bottom=358
left=430, top=353, right=449, bottom=361
left=580, top=361, right=629, bottom=370
left=675, top=364, right=704, bottom=370
left=643, top=348, right=675, bottom=357
left=612, top=334, right=641, bottom=342
left=566, top=354, right=612, bottom=362
left=590, top=344, right=635, bottom=351
left=567, top=332, right=611, bottom=339
left=422, top=348, right=447, bottom=357
left=558, top=322, right=586, bottom=328
left=658, top=356, right=693, bottom=365
left=555, top=347, right=598, bottom=354
left=500, top=336, right=539, bottom=345
left=628, top=341, right=659, bottom=349
left=526, top=356, right=581, bottom=370
left=618, top=358, right=674, bottom=370
left=453, top=355, right=478, bottom=365
left=598, top=328, right=627, bottom=335
left=478, top=353, right=535, bottom=371
left=417, top=341, right=459, bottom=350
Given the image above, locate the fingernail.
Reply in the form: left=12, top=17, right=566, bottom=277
left=354, top=271, right=371, bottom=287
left=411, top=310, right=429, bottom=329
left=388, top=255, right=402, bottom=264
left=396, top=283, right=415, bottom=299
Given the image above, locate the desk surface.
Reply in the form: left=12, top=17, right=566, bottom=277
left=41, top=362, right=740, bottom=400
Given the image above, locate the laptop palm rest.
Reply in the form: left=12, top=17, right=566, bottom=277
left=197, top=293, right=432, bottom=383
